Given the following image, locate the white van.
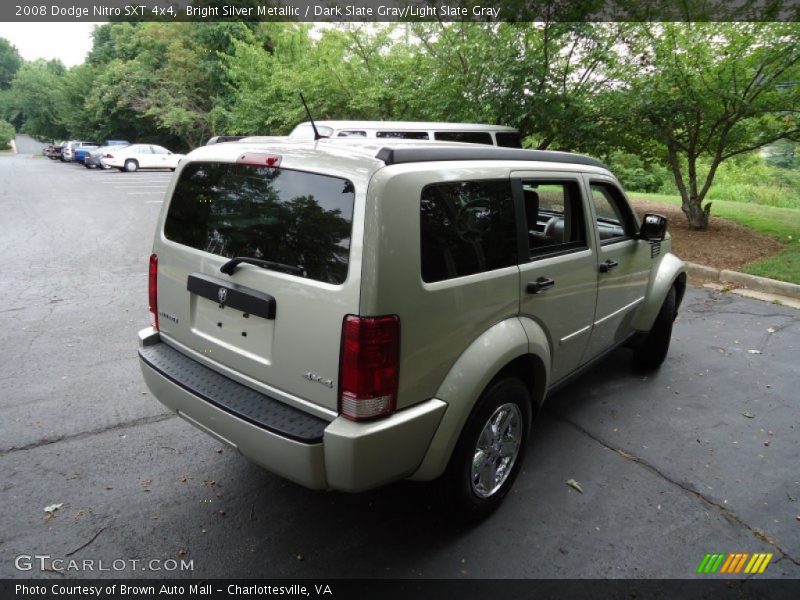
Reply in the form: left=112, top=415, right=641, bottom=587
left=288, top=120, right=523, bottom=147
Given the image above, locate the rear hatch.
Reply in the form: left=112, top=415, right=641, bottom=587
left=152, top=150, right=365, bottom=415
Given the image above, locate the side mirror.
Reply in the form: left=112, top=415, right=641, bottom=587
left=640, top=213, right=668, bottom=241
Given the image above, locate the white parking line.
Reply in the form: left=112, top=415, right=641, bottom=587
left=145, top=200, right=163, bottom=204
left=113, top=185, right=168, bottom=189
left=128, top=191, right=164, bottom=195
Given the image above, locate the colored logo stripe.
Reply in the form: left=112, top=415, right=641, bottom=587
left=745, top=553, right=773, bottom=574
left=697, top=552, right=772, bottom=575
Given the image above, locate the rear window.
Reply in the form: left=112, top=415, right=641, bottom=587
left=433, top=131, right=494, bottom=145
left=164, top=163, right=355, bottom=285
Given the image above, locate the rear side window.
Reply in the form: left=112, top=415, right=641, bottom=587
left=433, top=131, right=494, bottom=145
left=377, top=131, right=429, bottom=139
left=420, top=180, right=517, bottom=283
left=164, top=163, right=355, bottom=285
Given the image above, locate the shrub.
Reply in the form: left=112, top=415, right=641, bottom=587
left=604, top=151, right=672, bottom=193
left=0, top=118, right=14, bottom=149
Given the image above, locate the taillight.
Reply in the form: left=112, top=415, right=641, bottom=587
left=148, top=254, right=159, bottom=330
left=105, top=154, right=113, bottom=158
left=339, top=315, right=400, bottom=421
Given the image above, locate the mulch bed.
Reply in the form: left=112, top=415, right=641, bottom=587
left=631, top=201, right=784, bottom=271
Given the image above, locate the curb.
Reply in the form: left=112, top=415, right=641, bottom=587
left=685, top=262, right=800, bottom=301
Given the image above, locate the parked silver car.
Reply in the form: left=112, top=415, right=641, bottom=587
left=138, top=139, right=686, bottom=519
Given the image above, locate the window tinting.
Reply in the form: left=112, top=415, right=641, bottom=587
left=165, top=163, right=355, bottom=285
left=377, top=131, right=429, bottom=139
left=495, top=132, right=523, bottom=148
left=433, top=131, right=494, bottom=145
left=420, top=180, right=517, bottom=283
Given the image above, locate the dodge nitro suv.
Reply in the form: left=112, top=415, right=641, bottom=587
left=138, top=139, right=686, bottom=519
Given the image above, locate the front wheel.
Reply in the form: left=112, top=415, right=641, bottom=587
left=440, top=377, right=531, bottom=521
left=635, top=286, right=677, bottom=370
left=124, top=159, right=138, bottom=172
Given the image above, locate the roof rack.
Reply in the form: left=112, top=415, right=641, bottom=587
left=375, top=146, right=607, bottom=169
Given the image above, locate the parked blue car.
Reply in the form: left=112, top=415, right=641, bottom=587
left=74, top=143, right=100, bottom=164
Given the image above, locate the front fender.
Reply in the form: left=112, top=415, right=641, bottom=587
left=633, top=252, right=687, bottom=331
left=410, top=317, right=548, bottom=481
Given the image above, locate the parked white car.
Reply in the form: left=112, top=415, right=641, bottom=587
left=104, top=144, right=184, bottom=172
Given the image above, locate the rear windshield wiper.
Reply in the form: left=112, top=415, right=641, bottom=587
left=220, top=257, right=306, bottom=277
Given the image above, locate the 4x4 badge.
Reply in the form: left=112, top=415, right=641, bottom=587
left=218, top=287, right=228, bottom=304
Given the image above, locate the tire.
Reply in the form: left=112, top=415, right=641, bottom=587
left=124, top=159, right=138, bottom=172
left=635, top=286, right=677, bottom=370
left=440, top=377, right=531, bottom=521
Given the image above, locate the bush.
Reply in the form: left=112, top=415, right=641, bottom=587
left=604, top=151, right=672, bottom=193
left=0, top=118, right=14, bottom=150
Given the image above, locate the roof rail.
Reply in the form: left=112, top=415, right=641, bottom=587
left=375, top=146, right=607, bottom=169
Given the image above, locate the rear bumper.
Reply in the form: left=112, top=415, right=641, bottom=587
left=138, top=328, right=446, bottom=492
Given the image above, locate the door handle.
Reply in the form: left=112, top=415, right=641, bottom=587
left=599, top=259, right=619, bottom=273
left=526, top=277, right=555, bottom=294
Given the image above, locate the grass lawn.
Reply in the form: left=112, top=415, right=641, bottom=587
left=631, top=193, right=800, bottom=285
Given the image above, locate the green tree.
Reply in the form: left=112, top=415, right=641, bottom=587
left=4, top=59, right=67, bottom=139
left=0, top=37, right=22, bottom=89
left=617, top=23, right=800, bottom=230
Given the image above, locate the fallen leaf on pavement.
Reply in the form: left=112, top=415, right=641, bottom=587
left=748, top=349, right=762, bottom=354
left=44, top=503, right=63, bottom=514
left=742, top=412, right=755, bottom=419
left=565, top=479, right=584, bottom=494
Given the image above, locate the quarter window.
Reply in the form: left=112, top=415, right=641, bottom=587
left=420, top=180, right=517, bottom=283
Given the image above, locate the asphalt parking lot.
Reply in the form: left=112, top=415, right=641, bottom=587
left=1, top=136, right=799, bottom=580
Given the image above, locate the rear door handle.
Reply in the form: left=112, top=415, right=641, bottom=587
left=599, top=259, right=619, bottom=273
left=526, top=277, right=555, bottom=294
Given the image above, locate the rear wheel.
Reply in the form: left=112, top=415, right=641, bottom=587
left=635, top=286, right=677, bottom=370
left=441, top=377, right=531, bottom=521
left=124, top=159, right=138, bottom=172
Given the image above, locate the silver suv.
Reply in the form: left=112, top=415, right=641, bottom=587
left=138, top=139, right=686, bottom=518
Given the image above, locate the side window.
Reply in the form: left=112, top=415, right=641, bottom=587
left=336, top=130, right=366, bottom=137
left=420, top=180, right=517, bottom=283
left=377, top=131, right=429, bottom=140
left=521, top=181, right=587, bottom=258
left=590, top=183, right=637, bottom=242
left=433, top=131, right=493, bottom=145
left=152, top=145, right=170, bottom=154
left=495, top=132, right=523, bottom=148
left=137, top=146, right=154, bottom=154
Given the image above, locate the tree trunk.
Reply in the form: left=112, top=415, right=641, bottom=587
left=679, top=154, right=711, bottom=230
left=681, top=197, right=711, bottom=231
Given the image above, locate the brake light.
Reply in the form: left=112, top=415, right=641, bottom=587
left=105, top=154, right=113, bottom=159
left=339, top=315, right=400, bottom=421
left=148, top=254, right=159, bottom=330
left=236, top=152, right=282, bottom=167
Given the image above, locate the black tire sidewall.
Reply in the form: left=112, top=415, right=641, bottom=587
left=636, top=286, right=676, bottom=370
left=443, top=377, right=532, bottom=521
